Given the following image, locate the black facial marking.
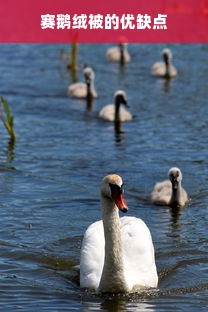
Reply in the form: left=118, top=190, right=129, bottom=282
left=109, top=183, right=123, bottom=194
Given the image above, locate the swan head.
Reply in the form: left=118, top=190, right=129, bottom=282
left=168, top=167, right=182, bottom=190
left=114, top=90, right=128, bottom=107
left=101, top=174, right=128, bottom=213
left=162, top=48, right=172, bottom=65
left=83, top=67, right=95, bottom=84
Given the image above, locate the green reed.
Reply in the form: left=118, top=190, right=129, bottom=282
left=0, top=96, right=16, bottom=142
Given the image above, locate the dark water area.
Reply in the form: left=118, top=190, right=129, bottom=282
left=0, top=43, right=207, bottom=311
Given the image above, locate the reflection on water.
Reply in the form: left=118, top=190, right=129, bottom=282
left=86, top=95, right=94, bottom=112
left=169, top=206, right=184, bottom=227
left=58, top=46, right=79, bottom=83
left=161, top=77, right=173, bottom=93
left=80, top=291, right=158, bottom=312
left=6, top=138, right=15, bottom=162
left=0, top=43, right=207, bottom=311
left=114, top=120, right=124, bottom=143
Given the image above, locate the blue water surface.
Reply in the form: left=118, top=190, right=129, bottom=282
left=0, top=43, right=207, bottom=311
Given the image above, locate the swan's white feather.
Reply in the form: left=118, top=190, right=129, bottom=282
left=106, top=46, right=131, bottom=63
left=99, top=104, right=132, bottom=122
left=80, top=216, right=157, bottom=291
left=67, top=82, right=87, bottom=98
left=151, top=62, right=177, bottom=77
left=151, top=168, right=188, bottom=207
left=121, top=217, right=158, bottom=290
left=67, top=67, right=97, bottom=98
left=80, top=220, right=104, bottom=290
left=151, top=180, right=172, bottom=205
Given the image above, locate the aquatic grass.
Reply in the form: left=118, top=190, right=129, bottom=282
left=58, top=43, right=78, bottom=82
left=69, top=43, right=79, bottom=83
left=0, top=96, right=16, bottom=142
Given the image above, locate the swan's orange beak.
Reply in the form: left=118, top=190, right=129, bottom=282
left=109, top=183, right=128, bottom=213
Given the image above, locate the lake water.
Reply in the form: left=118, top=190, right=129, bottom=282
left=0, top=43, right=207, bottom=311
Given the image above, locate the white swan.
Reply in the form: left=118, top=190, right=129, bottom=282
left=80, top=174, right=158, bottom=293
left=151, top=48, right=178, bottom=78
left=99, top=90, right=132, bottom=122
left=67, top=66, right=97, bottom=98
left=151, top=167, right=188, bottom=208
left=106, top=43, right=131, bottom=64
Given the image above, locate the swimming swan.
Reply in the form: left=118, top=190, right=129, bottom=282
left=106, top=43, right=131, bottom=64
left=151, top=167, right=188, bottom=208
left=151, top=48, right=178, bottom=78
left=80, top=174, right=158, bottom=293
left=99, top=90, right=132, bottom=122
left=67, top=66, right=97, bottom=98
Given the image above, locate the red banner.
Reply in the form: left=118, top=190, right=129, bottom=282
left=0, top=0, right=208, bottom=42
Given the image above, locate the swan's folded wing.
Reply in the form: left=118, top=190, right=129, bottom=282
left=151, top=61, right=165, bottom=76
left=121, top=217, right=158, bottom=289
left=106, top=47, right=119, bottom=61
left=151, top=180, right=171, bottom=205
left=80, top=220, right=104, bottom=290
left=119, top=106, right=133, bottom=121
left=99, top=104, right=115, bottom=121
left=151, top=62, right=177, bottom=77
left=180, top=187, right=189, bottom=206
left=67, top=82, right=87, bottom=98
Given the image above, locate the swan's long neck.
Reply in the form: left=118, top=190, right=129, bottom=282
left=119, top=44, right=125, bottom=66
left=85, top=75, right=95, bottom=98
left=98, top=197, right=128, bottom=293
left=165, top=63, right=171, bottom=79
left=86, top=81, right=93, bottom=109
left=86, top=80, right=92, bottom=96
left=115, top=99, right=121, bottom=121
left=170, top=182, right=182, bottom=208
left=164, top=56, right=171, bottom=79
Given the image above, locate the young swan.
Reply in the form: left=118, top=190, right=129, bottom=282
left=80, top=174, right=158, bottom=293
left=99, top=90, right=132, bottom=122
left=151, top=167, right=188, bottom=208
left=151, top=48, right=178, bottom=78
left=67, top=67, right=97, bottom=98
left=106, top=43, right=131, bottom=64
